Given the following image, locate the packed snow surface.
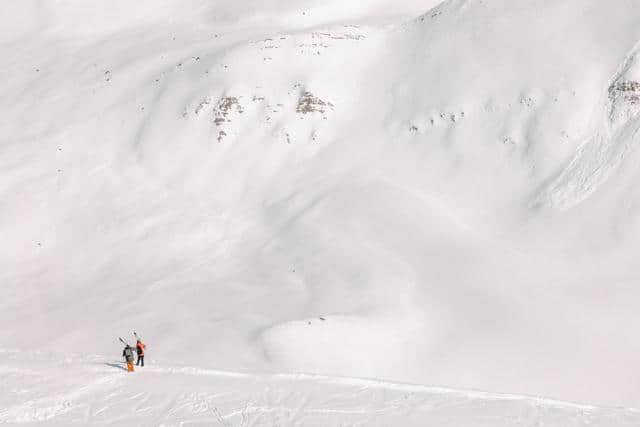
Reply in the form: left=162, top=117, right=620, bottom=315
left=1, top=350, right=639, bottom=426
left=2, top=0, right=640, bottom=424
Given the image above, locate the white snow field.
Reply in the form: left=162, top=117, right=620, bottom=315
left=1, top=350, right=639, bottom=427
left=2, top=0, right=640, bottom=425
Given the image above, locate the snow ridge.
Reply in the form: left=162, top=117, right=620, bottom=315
left=534, top=38, right=640, bottom=210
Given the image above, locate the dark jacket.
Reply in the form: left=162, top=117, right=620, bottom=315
left=122, top=346, right=134, bottom=362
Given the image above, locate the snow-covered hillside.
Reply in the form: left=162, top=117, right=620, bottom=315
left=2, top=0, right=640, bottom=423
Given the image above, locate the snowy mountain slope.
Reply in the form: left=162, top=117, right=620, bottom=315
left=535, top=38, right=640, bottom=210
left=2, top=0, right=640, bottom=417
left=1, top=350, right=639, bottom=426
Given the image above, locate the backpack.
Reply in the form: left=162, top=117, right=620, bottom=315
left=124, top=346, right=134, bottom=360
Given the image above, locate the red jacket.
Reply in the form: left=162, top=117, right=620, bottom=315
left=136, top=341, right=146, bottom=356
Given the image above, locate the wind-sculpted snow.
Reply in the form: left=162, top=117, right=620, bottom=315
left=2, top=0, right=640, bottom=418
left=534, top=39, right=640, bottom=210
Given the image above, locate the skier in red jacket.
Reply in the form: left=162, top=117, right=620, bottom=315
left=136, top=339, right=146, bottom=367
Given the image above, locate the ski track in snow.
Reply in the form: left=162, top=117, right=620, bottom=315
left=0, top=351, right=639, bottom=426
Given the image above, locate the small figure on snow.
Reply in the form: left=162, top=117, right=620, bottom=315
left=122, top=344, right=135, bottom=372
left=136, top=338, right=146, bottom=367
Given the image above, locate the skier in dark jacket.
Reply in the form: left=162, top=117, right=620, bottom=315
left=122, top=345, right=135, bottom=372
